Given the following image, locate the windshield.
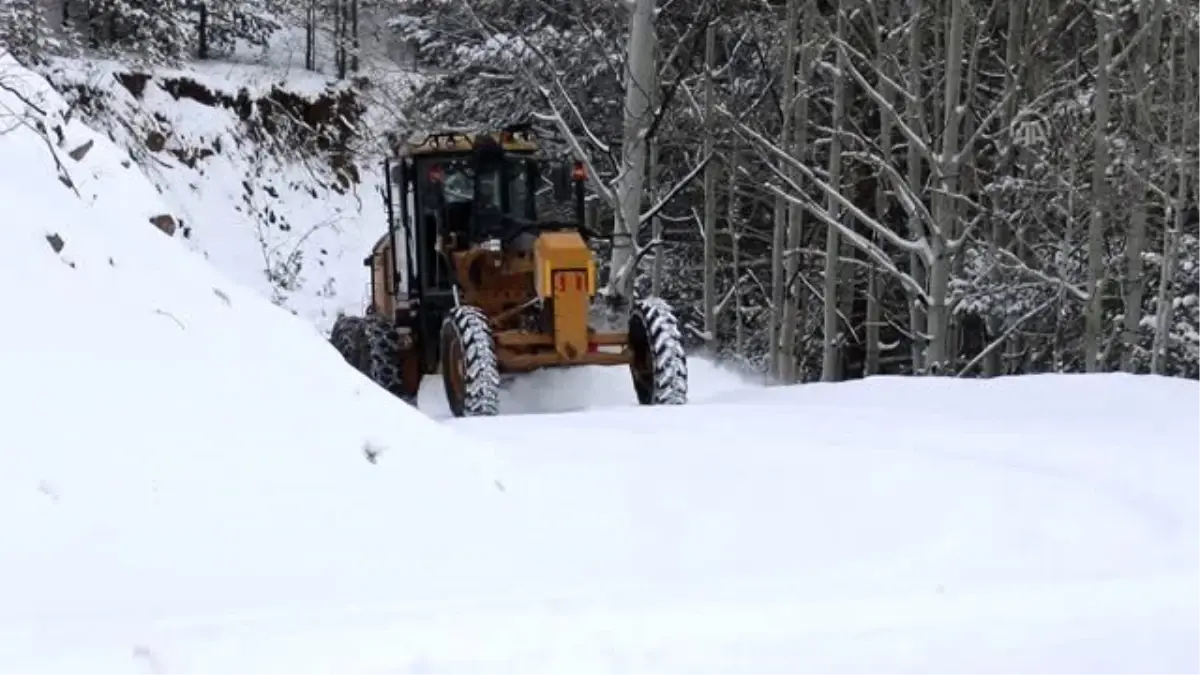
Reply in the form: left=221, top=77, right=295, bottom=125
left=439, top=159, right=532, bottom=217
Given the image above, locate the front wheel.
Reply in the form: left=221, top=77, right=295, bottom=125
left=628, top=297, right=688, bottom=406
left=440, top=305, right=501, bottom=417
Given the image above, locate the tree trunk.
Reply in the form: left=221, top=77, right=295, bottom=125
left=926, top=0, right=966, bottom=374
left=702, top=21, right=718, bottom=352
left=769, top=0, right=800, bottom=380
left=781, top=0, right=809, bottom=383
left=905, top=0, right=926, bottom=373
left=1119, top=0, right=1162, bottom=372
left=1152, top=21, right=1189, bottom=375
left=987, top=0, right=1026, bottom=377
left=1085, top=0, right=1114, bottom=373
left=820, top=0, right=846, bottom=382
left=729, top=139, right=743, bottom=358
left=867, top=0, right=900, bottom=377
left=649, top=139, right=662, bottom=296
left=609, top=0, right=657, bottom=306
left=335, top=0, right=347, bottom=79
left=351, top=0, right=359, bottom=73
left=305, top=0, right=316, bottom=71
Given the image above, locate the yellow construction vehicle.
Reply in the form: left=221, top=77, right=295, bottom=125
left=329, top=125, right=688, bottom=417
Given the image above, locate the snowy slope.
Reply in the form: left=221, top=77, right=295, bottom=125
left=0, top=53, right=506, bottom=669
left=38, top=56, right=416, bottom=332
left=3, top=53, right=1199, bottom=674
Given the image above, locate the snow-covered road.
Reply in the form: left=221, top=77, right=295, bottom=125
left=6, top=359, right=1196, bottom=673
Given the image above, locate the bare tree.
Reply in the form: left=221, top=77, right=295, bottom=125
left=819, top=0, right=848, bottom=381
left=1085, top=0, right=1114, bottom=373
left=610, top=0, right=657, bottom=304
left=1151, top=15, right=1194, bottom=375
left=779, top=0, right=811, bottom=383
left=1119, top=0, right=1164, bottom=371
left=864, top=0, right=900, bottom=377
left=701, top=20, right=718, bottom=351
left=767, top=0, right=801, bottom=380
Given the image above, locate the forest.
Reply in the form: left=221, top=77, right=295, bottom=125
left=3, top=0, right=1198, bottom=382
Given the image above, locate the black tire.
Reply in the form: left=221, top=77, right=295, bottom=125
left=440, top=305, right=500, bottom=418
left=628, top=297, right=688, bottom=406
left=330, top=314, right=368, bottom=364
left=330, top=313, right=419, bottom=406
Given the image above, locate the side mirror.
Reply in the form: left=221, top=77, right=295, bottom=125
left=551, top=163, right=572, bottom=202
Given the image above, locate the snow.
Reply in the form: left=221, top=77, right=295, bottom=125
left=0, top=53, right=505, bottom=668
left=3, top=54, right=1200, bottom=673
left=37, top=55, right=419, bottom=333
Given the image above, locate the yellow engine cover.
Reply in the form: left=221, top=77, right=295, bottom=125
left=534, top=231, right=596, bottom=360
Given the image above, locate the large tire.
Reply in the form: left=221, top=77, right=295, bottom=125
left=440, top=305, right=500, bottom=418
left=628, top=297, right=688, bottom=406
left=330, top=314, right=368, bottom=365
left=329, top=313, right=419, bottom=406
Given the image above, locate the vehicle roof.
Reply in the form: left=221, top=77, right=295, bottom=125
left=401, top=129, right=538, bottom=157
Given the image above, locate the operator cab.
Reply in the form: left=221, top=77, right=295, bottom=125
left=379, top=128, right=586, bottom=320
left=426, top=146, right=539, bottom=251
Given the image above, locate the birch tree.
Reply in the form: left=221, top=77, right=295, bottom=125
left=779, top=0, right=810, bottom=383
left=904, top=0, right=926, bottom=371
left=395, top=0, right=1200, bottom=381
left=1151, top=10, right=1196, bottom=375
left=1084, top=0, right=1114, bottom=373
left=1119, top=0, right=1164, bottom=372
left=768, top=0, right=801, bottom=379
left=985, top=0, right=1026, bottom=378
left=609, top=0, right=657, bottom=305
left=864, top=0, right=901, bottom=376
left=819, top=0, right=847, bottom=381
left=701, top=20, right=718, bottom=350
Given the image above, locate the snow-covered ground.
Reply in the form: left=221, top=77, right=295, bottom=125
left=3, top=55, right=1199, bottom=673
left=37, top=52, right=418, bottom=333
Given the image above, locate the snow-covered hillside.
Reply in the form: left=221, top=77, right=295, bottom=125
left=0, top=52, right=506, bottom=668
left=37, top=55, right=415, bottom=331
left=3, top=53, right=1199, bottom=674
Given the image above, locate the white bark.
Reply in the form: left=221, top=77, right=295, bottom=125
left=1120, top=0, right=1163, bottom=372
left=768, top=0, right=800, bottom=380
left=1085, top=0, right=1113, bottom=373
left=867, top=0, right=901, bottom=377
left=780, top=0, right=810, bottom=383
left=648, top=138, right=662, bottom=296
left=925, top=0, right=967, bottom=374
left=1152, top=22, right=1189, bottom=375
left=701, top=21, right=718, bottom=350
left=609, top=0, right=657, bottom=304
left=904, top=0, right=927, bottom=372
left=730, top=141, right=744, bottom=357
left=820, top=1, right=846, bottom=382
left=987, top=0, right=1026, bottom=377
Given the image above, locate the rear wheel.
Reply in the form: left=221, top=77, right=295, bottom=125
left=628, top=297, right=688, bottom=406
left=330, top=314, right=367, bottom=364
left=440, top=305, right=500, bottom=417
left=330, top=313, right=420, bottom=406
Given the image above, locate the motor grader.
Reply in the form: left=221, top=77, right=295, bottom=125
left=329, top=126, right=688, bottom=417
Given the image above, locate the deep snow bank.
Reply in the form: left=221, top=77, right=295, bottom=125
left=0, top=54, right=506, bottom=669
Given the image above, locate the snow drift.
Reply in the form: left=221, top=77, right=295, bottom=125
left=0, top=53, right=506, bottom=670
